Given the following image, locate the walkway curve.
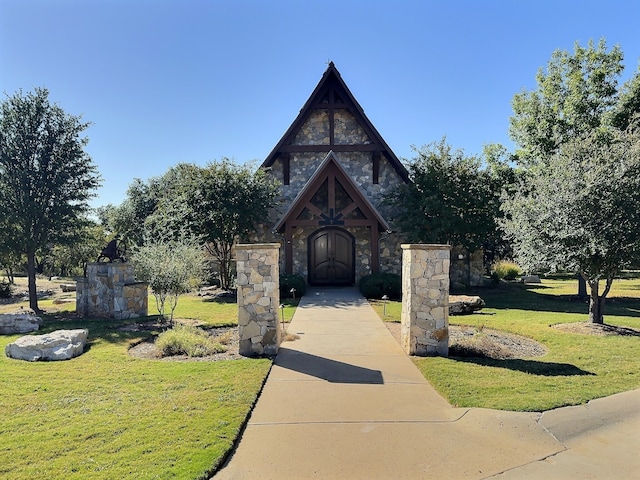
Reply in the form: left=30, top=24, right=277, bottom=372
left=214, top=287, right=640, bottom=479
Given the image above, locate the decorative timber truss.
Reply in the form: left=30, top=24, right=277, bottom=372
left=260, top=62, right=409, bottom=185
left=274, top=151, right=391, bottom=274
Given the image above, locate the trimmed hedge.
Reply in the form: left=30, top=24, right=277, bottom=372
left=279, top=273, right=306, bottom=299
left=359, top=273, right=402, bottom=300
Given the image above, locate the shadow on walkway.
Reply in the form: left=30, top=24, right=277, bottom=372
left=275, top=347, right=384, bottom=384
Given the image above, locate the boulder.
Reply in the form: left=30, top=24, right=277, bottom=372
left=5, top=329, right=88, bottom=361
left=0, top=311, right=42, bottom=334
left=449, top=295, right=485, bottom=315
left=521, top=275, right=542, bottom=284
left=60, top=283, right=76, bottom=292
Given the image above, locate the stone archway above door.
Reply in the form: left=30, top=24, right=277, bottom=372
left=273, top=151, right=390, bottom=276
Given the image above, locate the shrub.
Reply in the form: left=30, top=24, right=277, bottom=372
left=492, top=260, right=522, bottom=281
left=359, top=273, right=402, bottom=300
left=131, top=238, right=206, bottom=325
left=0, top=280, right=11, bottom=298
left=279, top=273, right=306, bottom=299
left=155, top=324, right=226, bottom=357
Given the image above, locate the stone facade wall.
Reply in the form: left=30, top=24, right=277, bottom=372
left=334, top=109, right=371, bottom=145
left=259, top=149, right=406, bottom=283
left=236, top=244, right=281, bottom=356
left=450, top=247, right=486, bottom=290
left=76, top=263, right=148, bottom=319
left=400, top=244, right=450, bottom=357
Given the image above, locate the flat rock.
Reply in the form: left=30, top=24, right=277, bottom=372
left=520, top=275, right=542, bottom=283
left=449, top=295, right=485, bottom=315
left=5, top=329, right=88, bottom=361
left=0, top=311, right=42, bottom=334
left=60, top=283, right=76, bottom=292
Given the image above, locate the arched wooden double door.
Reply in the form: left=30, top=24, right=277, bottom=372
left=308, top=228, right=355, bottom=286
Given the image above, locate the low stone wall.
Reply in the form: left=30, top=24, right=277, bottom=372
left=236, top=244, right=281, bottom=356
left=401, top=244, right=450, bottom=356
left=76, top=263, right=148, bottom=319
left=450, top=247, right=486, bottom=289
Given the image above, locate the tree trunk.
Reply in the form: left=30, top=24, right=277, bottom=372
left=587, top=278, right=606, bottom=324
left=27, top=250, right=41, bottom=313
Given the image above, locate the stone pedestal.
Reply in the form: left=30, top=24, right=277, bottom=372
left=236, top=244, right=281, bottom=356
left=401, top=244, right=450, bottom=356
left=76, top=263, right=148, bottom=319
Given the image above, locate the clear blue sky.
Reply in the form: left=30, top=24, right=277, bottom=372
left=1, top=0, right=639, bottom=209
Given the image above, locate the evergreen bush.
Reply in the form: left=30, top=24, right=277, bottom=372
left=279, top=273, right=306, bottom=299
left=359, top=273, right=402, bottom=299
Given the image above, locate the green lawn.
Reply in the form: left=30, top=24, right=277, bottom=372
left=0, top=295, right=273, bottom=479
left=370, top=277, right=640, bottom=411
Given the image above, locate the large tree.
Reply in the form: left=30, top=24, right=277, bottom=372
left=0, top=88, right=101, bottom=312
left=182, top=160, right=279, bottom=290
left=506, top=39, right=640, bottom=308
left=116, top=160, right=279, bottom=290
left=387, top=139, right=507, bottom=252
left=502, top=129, right=640, bottom=324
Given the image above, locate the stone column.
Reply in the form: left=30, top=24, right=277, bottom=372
left=76, top=263, right=147, bottom=319
left=236, top=243, right=281, bottom=356
left=401, top=244, right=450, bottom=357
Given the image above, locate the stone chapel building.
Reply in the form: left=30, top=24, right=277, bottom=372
left=254, top=62, right=409, bottom=286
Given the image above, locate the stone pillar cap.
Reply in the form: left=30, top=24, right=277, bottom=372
left=401, top=244, right=451, bottom=250
left=235, top=243, right=281, bottom=250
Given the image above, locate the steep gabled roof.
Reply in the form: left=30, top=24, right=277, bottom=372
left=274, top=151, right=391, bottom=233
left=261, top=62, right=409, bottom=183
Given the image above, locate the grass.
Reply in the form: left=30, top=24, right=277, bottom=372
left=370, top=277, right=640, bottom=412
left=0, top=282, right=283, bottom=479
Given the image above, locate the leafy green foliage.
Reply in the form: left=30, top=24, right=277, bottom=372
left=131, top=237, right=206, bottom=324
left=0, top=88, right=101, bottom=311
left=510, top=39, right=625, bottom=164
left=491, top=260, right=522, bottom=281
left=105, top=160, right=279, bottom=290
left=279, top=273, right=306, bottom=299
left=156, top=324, right=226, bottom=357
left=387, top=139, right=507, bottom=251
left=506, top=39, right=640, bottom=323
left=182, top=161, right=279, bottom=290
left=40, top=219, right=109, bottom=277
left=502, top=130, right=640, bottom=323
left=359, top=273, right=402, bottom=300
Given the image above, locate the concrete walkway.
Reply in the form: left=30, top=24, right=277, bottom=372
left=214, top=288, right=640, bottom=479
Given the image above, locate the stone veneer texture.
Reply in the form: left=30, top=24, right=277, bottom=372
left=400, top=244, right=450, bottom=357
left=236, top=244, right=281, bottom=356
left=76, top=263, right=148, bottom=319
left=258, top=150, right=406, bottom=282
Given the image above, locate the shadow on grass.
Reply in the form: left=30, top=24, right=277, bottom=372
left=473, top=283, right=640, bottom=318
left=451, top=356, right=596, bottom=377
left=37, top=312, right=162, bottom=346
